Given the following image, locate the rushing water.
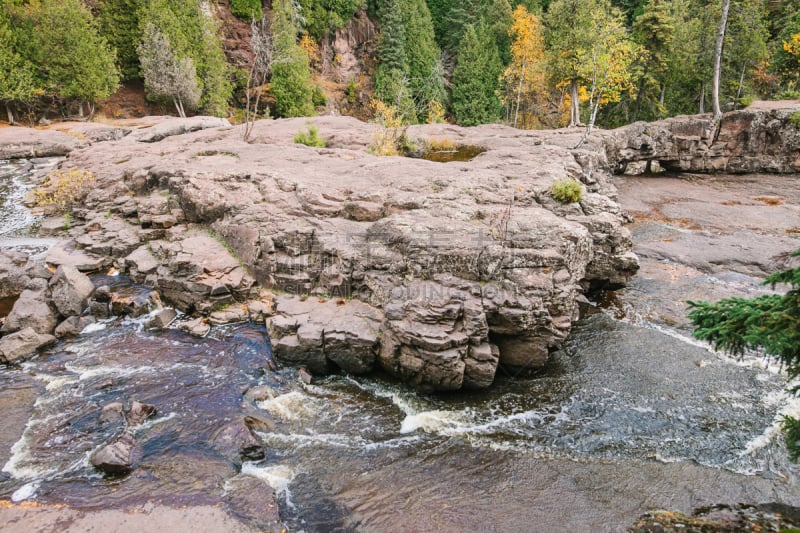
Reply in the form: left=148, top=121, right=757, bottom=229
left=0, top=157, right=60, bottom=255
left=1, top=161, right=799, bottom=531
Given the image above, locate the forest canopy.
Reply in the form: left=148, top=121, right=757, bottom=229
left=0, top=0, right=798, bottom=127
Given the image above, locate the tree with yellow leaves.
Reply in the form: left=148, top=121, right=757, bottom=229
left=500, top=5, right=547, bottom=129
left=574, top=7, right=643, bottom=147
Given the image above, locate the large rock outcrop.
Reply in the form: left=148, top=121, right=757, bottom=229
left=605, top=100, right=800, bottom=174
left=38, top=115, right=639, bottom=390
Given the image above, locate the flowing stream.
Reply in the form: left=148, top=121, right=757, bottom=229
left=1, top=161, right=799, bottom=531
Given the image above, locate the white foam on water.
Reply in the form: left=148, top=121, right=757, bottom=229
left=257, top=391, right=315, bottom=421
left=241, top=463, right=297, bottom=509
left=742, top=393, right=800, bottom=456
left=255, top=430, right=367, bottom=449
left=81, top=320, right=112, bottom=334
left=399, top=409, right=467, bottom=434
left=11, top=482, right=39, bottom=502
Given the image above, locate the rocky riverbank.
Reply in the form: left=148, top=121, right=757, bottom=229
left=1, top=102, right=798, bottom=391
left=0, top=114, right=640, bottom=391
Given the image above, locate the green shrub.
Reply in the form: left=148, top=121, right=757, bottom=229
left=294, top=125, right=326, bottom=147
left=230, top=0, right=262, bottom=21
left=311, top=84, right=327, bottom=106
left=775, top=90, right=800, bottom=100
left=550, top=179, right=583, bottom=204
left=347, top=77, right=357, bottom=104
left=790, top=111, right=800, bottom=129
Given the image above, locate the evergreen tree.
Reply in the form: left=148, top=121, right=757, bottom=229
left=401, top=0, right=445, bottom=119
left=689, top=250, right=800, bottom=458
left=18, top=0, right=119, bottom=115
left=138, top=0, right=231, bottom=117
left=138, top=22, right=201, bottom=117
left=451, top=23, right=503, bottom=126
left=99, top=0, right=146, bottom=80
left=631, top=0, right=675, bottom=120
left=0, top=9, right=38, bottom=123
left=270, top=0, right=315, bottom=117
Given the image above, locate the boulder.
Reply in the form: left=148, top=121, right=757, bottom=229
left=110, top=289, right=162, bottom=317
left=49, top=265, right=95, bottom=317
left=178, top=317, right=211, bottom=337
left=90, top=431, right=140, bottom=475
left=54, top=316, right=96, bottom=338
left=1, top=290, right=59, bottom=335
left=0, top=328, right=56, bottom=364
left=145, top=308, right=177, bottom=329
left=128, top=401, right=156, bottom=426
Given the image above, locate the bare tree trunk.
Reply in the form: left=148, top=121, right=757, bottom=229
left=513, top=59, right=526, bottom=128
left=569, top=79, right=581, bottom=127
left=6, top=104, right=14, bottom=125
left=712, top=0, right=731, bottom=121
left=699, top=82, right=705, bottom=114
left=734, top=63, right=746, bottom=109
left=174, top=97, right=186, bottom=118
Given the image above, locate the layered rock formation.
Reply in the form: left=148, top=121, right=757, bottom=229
left=0, top=115, right=642, bottom=389
left=5, top=103, right=798, bottom=388
left=604, top=100, right=800, bottom=174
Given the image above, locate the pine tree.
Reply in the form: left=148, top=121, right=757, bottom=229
left=451, top=23, right=503, bottom=126
left=138, top=0, right=231, bottom=117
left=401, top=0, right=445, bottom=120
left=0, top=10, right=38, bottom=124
left=688, top=252, right=800, bottom=377
left=138, top=22, right=201, bottom=117
left=689, top=250, right=800, bottom=459
left=99, top=0, right=146, bottom=80
left=19, top=0, right=119, bottom=116
left=270, top=0, right=315, bottom=117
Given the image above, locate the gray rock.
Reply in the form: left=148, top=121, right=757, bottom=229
left=145, top=308, right=177, bottom=329
left=222, top=474, right=284, bottom=532
left=178, top=317, right=211, bottom=337
left=54, top=316, right=96, bottom=338
left=90, top=431, right=140, bottom=475
left=0, top=127, right=85, bottom=159
left=99, top=402, right=125, bottom=424
left=49, top=265, right=95, bottom=317
left=0, top=328, right=56, bottom=364
left=211, top=419, right=265, bottom=464
left=128, top=401, right=156, bottom=426
left=209, top=304, right=249, bottom=325
left=1, top=290, right=59, bottom=335
left=46, top=240, right=107, bottom=271
left=110, top=289, right=162, bottom=318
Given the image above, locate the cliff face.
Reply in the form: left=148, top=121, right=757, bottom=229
left=604, top=101, right=800, bottom=174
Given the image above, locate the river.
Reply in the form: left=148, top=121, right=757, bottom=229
left=1, top=161, right=799, bottom=531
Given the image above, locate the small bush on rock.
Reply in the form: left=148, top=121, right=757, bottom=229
left=790, top=111, right=800, bottom=129
left=294, top=125, right=326, bottom=147
left=33, top=168, right=95, bottom=214
left=550, top=179, right=583, bottom=204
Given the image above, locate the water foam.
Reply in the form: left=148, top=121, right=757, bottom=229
left=257, top=391, right=314, bottom=421
left=241, top=462, right=297, bottom=508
